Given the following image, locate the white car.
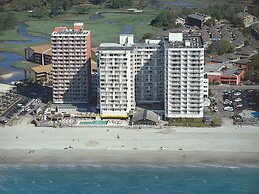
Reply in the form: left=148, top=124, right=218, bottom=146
left=234, top=92, right=241, bottom=96
left=223, top=106, right=234, bottom=111
left=234, top=98, right=242, bottom=102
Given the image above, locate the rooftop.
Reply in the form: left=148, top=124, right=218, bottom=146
left=236, top=12, right=251, bottom=19
left=52, top=23, right=90, bottom=35
left=236, top=46, right=257, bottom=55
left=98, top=43, right=134, bottom=51
left=205, top=63, right=245, bottom=76
left=235, top=58, right=252, bottom=64
left=132, top=108, right=159, bottom=124
left=187, top=12, right=211, bottom=21
left=30, top=64, right=52, bottom=73
left=164, top=36, right=203, bottom=48
left=30, top=44, right=52, bottom=55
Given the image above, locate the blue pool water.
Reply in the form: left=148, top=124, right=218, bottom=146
left=80, top=120, right=108, bottom=125
left=251, top=112, right=259, bottom=118
left=0, top=164, right=258, bottom=194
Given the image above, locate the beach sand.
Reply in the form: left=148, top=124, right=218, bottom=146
left=0, top=118, right=259, bottom=165
left=0, top=72, right=21, bottom=80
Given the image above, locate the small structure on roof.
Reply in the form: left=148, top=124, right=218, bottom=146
left=132, top=108, right=160, bottom=125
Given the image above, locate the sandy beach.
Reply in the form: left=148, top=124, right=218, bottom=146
left=0, top=118, right=259, bottom=165
left=0, top=72, right=21, bottom=80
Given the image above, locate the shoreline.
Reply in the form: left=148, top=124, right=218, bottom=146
left=1, top=149, right=259, bottom=166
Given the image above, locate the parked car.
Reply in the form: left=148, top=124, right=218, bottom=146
left=234, top=92, right=241, bottom=96
left=234, top=98, right=242, bottom=102
left=223, top=106, right=234, bottom=111
left=236, top=104, right=243, bottom=108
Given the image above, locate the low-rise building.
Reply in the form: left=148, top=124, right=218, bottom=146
left=205, top=63, right=246, bottom=85
left=0, top=83, right=19, bottom=114
left=131, top=108, right=160, bottom=125
left=175, top=17, right=185, bottom=26
left=236, top=12, right=257, bottom=27
left=25, top=44, right=52, bottom=65
left=186, top=12, right=211, bottom=28
left=236, top=46, right=257, bottom=59
left=26, top=64, right=52, bottom=83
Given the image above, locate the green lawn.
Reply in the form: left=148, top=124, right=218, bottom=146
left=0, top=28, right=28, bottom=41
left=26, top=10, right=160, bottom=47
left=11, top=60, right=39, bottom=70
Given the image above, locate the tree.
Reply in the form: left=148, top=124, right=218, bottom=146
left=0, top=12, right=18, bottom=31
left=11, top=0, right=48, bottom=11
left=207, top=40, right=233, bottom=55
left=107, top=0, right=133, bottom=8
left=151, top=10, right=176, bottom=29
left=32, top=7, right=49, bottom=19
left=141, top=33, right=153, bottom=41
left=230, top=16, right=244, bottom=27
left=205, top=18, right=216, bottom=27
left=49, top=0, right=64, bottom=17
left=244, top=39, right=250, bottom=46
left=75, top=5, right=90, bottom=14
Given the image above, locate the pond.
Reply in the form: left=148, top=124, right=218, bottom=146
left=89, top=14, right=104, bottom=21
left=5, top=22, right=48, bottom=45
left=0, top=52, right=24, bottom=83
left=122, top=25, right=134, bottom=34
left=149, top=0, right=204, bottom=9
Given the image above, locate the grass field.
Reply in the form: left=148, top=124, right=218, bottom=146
left=11, top=60, right=38, bottom=70
left=0, top=28, right=28, bottom=41
left=26, top=10, right=160, bottom=47
left=0, top=8, right=160, bottom=55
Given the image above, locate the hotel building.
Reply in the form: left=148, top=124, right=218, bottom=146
left=97, top=35, right=135, bottom=118
left=51, top=23, right=91, bottom=104
left=163, top=33, right=205, bottom=118
left=97, top=33, right=206, bottom=119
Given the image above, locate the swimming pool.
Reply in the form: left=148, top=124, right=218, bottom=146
left=251, top=111, right=259, bottom=118
left=80, top=121, right=108, bottom=125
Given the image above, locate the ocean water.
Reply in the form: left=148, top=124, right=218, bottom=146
left=0, top=164, right=259, bottom=194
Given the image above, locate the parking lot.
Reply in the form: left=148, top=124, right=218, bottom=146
left=211, top=87, right=259, bottom=119
left=0, top=83, right=52, bottom=125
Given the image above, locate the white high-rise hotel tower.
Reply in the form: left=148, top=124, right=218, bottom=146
left=163, top=32, right=205, bottom=118
left=97, top=32, right=207, bottom=119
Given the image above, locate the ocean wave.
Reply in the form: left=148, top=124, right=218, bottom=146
left=0, top=163, right=259, bottom=170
